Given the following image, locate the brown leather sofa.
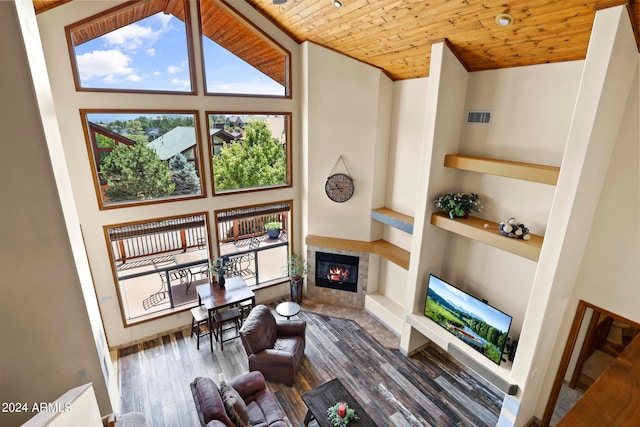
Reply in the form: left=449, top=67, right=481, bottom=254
left=239, top=304, right=306, bottom=387
left=190, top=371, right=288, bottom=427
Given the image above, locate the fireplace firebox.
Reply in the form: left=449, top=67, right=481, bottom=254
left=315, top=252, right=359, bottom=292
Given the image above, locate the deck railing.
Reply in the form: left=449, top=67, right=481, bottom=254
left=110, top=212, right=287, bottom=263
left=218, top=212, right=289, bottom=244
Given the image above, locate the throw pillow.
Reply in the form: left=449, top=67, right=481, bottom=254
left=219, top=381, right=250, bottom=427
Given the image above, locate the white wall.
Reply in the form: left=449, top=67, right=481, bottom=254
left=304, top=42, right=393, bottom=241
left=441, top=61, right=583, bottom=338
left=375, top=78, right=429, bottom=305
left=386, top=78, right=429, bottom=217
left=534, top=58, right=640, bottom=417
left=35, top=0, right=301, bottom=347
left=1, top=2, right=113, bottom=424
left=509, top=7, right=638, bottom=425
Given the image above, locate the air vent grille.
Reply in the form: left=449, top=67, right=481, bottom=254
left=466, top=110, right=492, bottom=124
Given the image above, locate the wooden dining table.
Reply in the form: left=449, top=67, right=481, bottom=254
left=195, top=276, right=255, bottom=350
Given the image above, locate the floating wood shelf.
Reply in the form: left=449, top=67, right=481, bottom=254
left=371, top=208, right=414, bottom=234
left=306, top=235, right=410, bottom=269
left=444, top=154, right=560, bottom=185
left=430, top=212, right=543, bottom=261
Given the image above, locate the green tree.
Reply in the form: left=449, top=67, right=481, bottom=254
left=213, top=120, right=286, bottom=191
left=100, top=143, right=174, bottom=201
left=169, top=153, right=201, bottom=195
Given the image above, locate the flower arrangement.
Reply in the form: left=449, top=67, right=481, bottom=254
left=327, top=402, right=359, bottom=427
left=434, top=192, right=482, bottom=219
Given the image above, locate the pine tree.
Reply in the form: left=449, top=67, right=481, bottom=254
left=100, top=143, right=174, bottom=201
left=169, top=153, right=201, bottom=195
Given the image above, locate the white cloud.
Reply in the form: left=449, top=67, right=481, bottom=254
left=126, top=74, right=143, bottom=82
left=104, top=23, right=160, bottom=50
left=147, top=48, right=156, bottom=56
left=167, top=65, right=182, bottom=74
left=208, top=79, right=284, bottom=95
left=171, top=78, right=190, bottom=89
left=154, top=13, right=173, bottom=27
left=77, top=49, right=133, bottom=80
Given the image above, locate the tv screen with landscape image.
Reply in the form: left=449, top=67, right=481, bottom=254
left=425, top=274, right=512, bottom=365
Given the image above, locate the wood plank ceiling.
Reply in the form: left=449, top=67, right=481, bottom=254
left=35, top=0, right=640, bottom=80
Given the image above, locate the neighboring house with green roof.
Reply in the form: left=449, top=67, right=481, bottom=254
left=147, top=126, right=196, bottom=161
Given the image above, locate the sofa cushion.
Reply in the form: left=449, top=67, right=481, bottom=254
left=239, top=305, right=277, bottom=354
left=243, top=388, right=286, bottom=427
left=219, top=382, right=249, bottom=427
left=273, top=336, right=303, bottom=355
left=190, top=377, right=235, bottom=427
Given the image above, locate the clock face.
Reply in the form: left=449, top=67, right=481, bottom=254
left=325, top=173, right=354, bottom=203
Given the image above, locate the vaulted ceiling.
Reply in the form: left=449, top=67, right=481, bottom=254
left=34, top=0, right=640, bottom=80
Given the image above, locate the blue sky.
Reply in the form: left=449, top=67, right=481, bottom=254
left=74, top=12, right=283, bottom=95
left=428, top=275, right=512, bottom=333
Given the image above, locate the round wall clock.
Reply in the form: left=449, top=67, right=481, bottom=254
left=325, top=173, right=354, bottom=203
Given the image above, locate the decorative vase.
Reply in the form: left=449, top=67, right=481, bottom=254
left=217, top=275, right=225, bottom=289
left=290, top=278, right=303, bottom=303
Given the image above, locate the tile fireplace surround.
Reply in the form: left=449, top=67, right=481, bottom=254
left=306, top=246, right=370, bottom=308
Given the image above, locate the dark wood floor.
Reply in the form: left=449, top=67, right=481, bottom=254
left=118, top=309, right=505, bottom=426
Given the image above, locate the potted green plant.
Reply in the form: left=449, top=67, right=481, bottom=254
left=284, top=253, right=309, bottom=303
left=209, top=256, right=229, bottom=288
left=264, top=221, right=282, bottom=239
left=434, top=192, right=481, bottom=219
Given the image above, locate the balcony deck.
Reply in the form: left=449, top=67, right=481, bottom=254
left=117, top=234, right=289, bottom=321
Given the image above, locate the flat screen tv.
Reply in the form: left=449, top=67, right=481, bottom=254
left=424, top=274, right=512, bottom=365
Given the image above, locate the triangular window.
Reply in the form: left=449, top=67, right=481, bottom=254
left=198, top=0, right=289, bottom=97
left=66, top=0, right=195, bottom=93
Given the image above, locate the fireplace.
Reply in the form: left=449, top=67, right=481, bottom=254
left=315, top=252, right=359, bottom=293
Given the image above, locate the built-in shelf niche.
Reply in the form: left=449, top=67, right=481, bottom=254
left=371, top=208, right=414, bottom=234
left=444, top=154, right=560, bottom=185
left=430, top=212, right=543, bottom=261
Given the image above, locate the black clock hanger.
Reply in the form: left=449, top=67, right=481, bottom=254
left=327, top=155, right=352, bottom=179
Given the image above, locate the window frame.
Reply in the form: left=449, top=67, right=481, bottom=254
left=207, top=111, right=292, bottom=196
left=214, top=200, right=293, bottom=288
left=81, top=109, right=207, bottom=210
left=104, top=212, right=213, bottom=327
left=197, top=0, right=291, bottom=99
left=65, top=0, right=197, bottom=95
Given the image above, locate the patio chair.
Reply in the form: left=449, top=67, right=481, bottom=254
left=142, top=272, right=170, bottom=310
left=170, top=268, right=192, bottom=294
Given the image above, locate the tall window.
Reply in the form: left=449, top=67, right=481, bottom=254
left=199, top=0, right=290, bottom=97
left=66, top=0, right=195, bottom=93
left=215, top=201, right=291, bottom=287
left=105, top=213, right=211, bottom=324
left=208, top=112, right=291, bottom=194
left=82, top=111, right=205, bottom=209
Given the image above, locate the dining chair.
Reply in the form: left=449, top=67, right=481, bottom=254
left=190, top=304, right=213, bottom=351
left=213, top=307, right=242, bottom=350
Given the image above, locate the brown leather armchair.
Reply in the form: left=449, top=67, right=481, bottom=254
left=239, top=304, right=306, bottom=387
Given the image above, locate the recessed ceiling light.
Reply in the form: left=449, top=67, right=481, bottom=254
left=495, top=13, right=514, bottom=26
left=273, top=0, right=287, bottom=4
left=333, top=0, right=344, bottom=8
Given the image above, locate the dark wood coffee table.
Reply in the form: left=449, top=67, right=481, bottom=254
left=301, top=378, right=376, bottom=427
